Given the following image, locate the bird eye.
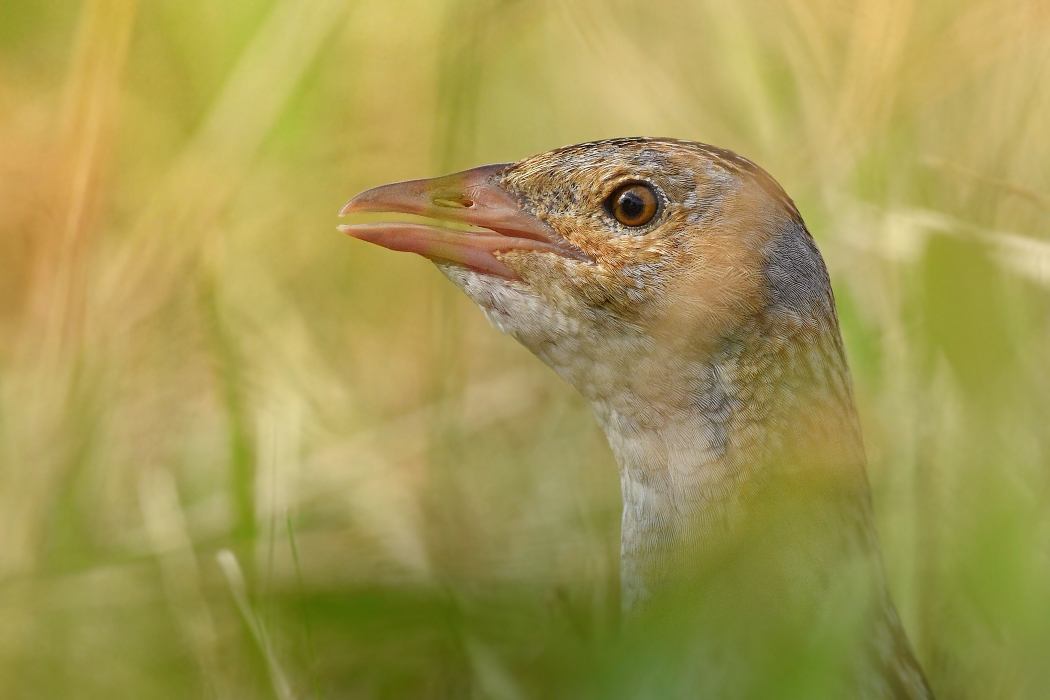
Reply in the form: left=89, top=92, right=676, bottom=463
left=606, top=183, right=658, bottom=227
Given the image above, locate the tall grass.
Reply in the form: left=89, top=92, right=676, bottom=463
left=1, top=0, right=1049, bottom=697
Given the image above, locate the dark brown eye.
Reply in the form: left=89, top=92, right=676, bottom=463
left=606, top=183, right=658, bottom=227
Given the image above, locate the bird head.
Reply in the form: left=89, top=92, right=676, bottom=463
left=341, top=138, right=833, bottom=409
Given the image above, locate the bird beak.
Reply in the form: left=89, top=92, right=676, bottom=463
left=338, top=164, right=575, bottom=280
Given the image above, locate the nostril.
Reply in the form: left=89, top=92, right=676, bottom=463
left=432, top=196, right=474, bottom=208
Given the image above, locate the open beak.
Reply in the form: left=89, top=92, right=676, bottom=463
left=338, top=164, right=576, bottom=280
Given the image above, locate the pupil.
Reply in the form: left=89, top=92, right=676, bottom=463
left=620, top=191, right=644, bottom=218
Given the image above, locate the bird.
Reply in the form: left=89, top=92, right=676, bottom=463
left=339, top=138, right=934, bottom=699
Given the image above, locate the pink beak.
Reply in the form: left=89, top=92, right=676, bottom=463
left=338, top=164, right=578, bottom=280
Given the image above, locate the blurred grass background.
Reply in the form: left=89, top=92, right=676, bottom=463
left=1, top=0, right=1049, bottom=697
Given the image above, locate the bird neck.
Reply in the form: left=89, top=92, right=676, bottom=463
left=589, top=308, right=869, bottom=610
left=588, top=308, right=933, bottom=698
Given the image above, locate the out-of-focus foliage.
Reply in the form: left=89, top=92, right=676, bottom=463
left=1, top=0, right=1048, bottom=697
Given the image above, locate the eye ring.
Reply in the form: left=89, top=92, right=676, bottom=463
left=605, top=182, right=659, bottom=228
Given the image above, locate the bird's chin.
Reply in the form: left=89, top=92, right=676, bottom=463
left=438, top=262, right=618, bottom=408
left=436, top=263, right=529, bottom=320
left=436, top=263, right=567, bottom=344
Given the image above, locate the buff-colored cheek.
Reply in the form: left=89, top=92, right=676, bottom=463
left=653, top=260, right=762, bottom=347
left=651, top=211, right=772, bottom=346
left=651, top=180, right=785, bottom=344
